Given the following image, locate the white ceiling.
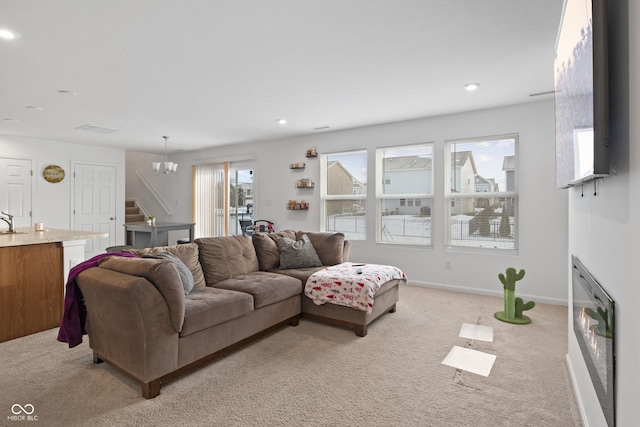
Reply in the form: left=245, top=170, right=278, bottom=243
left=0, top=0, right=563, bottom=154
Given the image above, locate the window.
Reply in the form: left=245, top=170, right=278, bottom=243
left=229, top=164, right=254, bottom=235
left=321, top=150, right=367, bottom=240
left=376, top=143, right=433, bottom=245
left=446, top=135, right=517, bottom=250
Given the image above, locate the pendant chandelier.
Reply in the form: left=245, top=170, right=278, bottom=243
left=152, top=136, right=178, bottom=175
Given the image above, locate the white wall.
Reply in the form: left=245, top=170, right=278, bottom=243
left=566, top=1, right=638, bottom=426
left=127, top=99, right=569, bottom=304
left=0, top=134, right=126, bottom=244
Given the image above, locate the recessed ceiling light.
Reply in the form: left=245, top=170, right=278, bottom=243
left=313, top=126, right=331, bottom=131
left=3, top=118, right=18, bottom=122
left=58, top=90, right=78, bottom=96
left=464, top=83, right=480, bottom=91
left=25, top=106, right=43, bottom=111
left=277, top=119, right=287, bottom=125
left=0, top=29, right=16, bottom=40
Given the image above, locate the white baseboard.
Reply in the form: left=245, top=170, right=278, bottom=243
left=565, top=353, right=589, bottom=427
left=405, top=280, right=568, bottom=306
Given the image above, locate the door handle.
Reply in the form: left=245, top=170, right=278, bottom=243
left=110, top=217, right=116, bottom=220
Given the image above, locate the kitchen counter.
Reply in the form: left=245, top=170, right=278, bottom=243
left=0, top=227, right=108, bottom=248
left=0, top=227, right=108, bottom=342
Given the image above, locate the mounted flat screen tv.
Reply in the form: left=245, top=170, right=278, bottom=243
left=554, top=0, right=609, bottom=189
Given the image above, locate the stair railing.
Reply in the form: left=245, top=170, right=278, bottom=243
left=135, top=170, right=173, bottom=215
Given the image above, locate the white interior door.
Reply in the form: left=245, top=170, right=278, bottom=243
left=0, top=157, right=33, bottom=228
left=73, top=163, right=116, bottom=257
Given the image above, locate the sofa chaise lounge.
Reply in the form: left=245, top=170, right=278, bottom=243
left=75, top=231, right=404, bottom=398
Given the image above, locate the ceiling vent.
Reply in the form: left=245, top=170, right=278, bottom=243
left=76, top=124, right=118, bottom=134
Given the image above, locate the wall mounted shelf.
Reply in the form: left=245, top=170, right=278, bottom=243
left=295, top=179, right=314, bottom=188
left=286, top=200, right=309, bottom=210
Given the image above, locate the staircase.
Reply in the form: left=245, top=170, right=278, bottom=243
left=125, top=200, right=145, bottom=223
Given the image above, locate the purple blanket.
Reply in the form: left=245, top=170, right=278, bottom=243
left=57, top=252, right=137, bottom=348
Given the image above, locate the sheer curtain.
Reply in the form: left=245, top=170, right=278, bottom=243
left=194, top=163, right=225, bottom=238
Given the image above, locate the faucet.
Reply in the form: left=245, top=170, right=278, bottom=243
left=0, top=211, right=15, bottom=232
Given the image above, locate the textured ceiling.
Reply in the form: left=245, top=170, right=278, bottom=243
left=0, top=0, right=563, bottom=154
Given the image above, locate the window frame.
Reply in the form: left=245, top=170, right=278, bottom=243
left=320, top=149, right=368, bottom=241
left=445, top=134, right=519, bottom=253
left=375, top=142, right=434, bottom=247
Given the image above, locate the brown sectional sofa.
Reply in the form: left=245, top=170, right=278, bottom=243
left=76, top=231, right=402, bottom=398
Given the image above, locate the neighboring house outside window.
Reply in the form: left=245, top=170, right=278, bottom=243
left=376, top=143, right=433, bottom=246
left=446, top=135, right=518, bottom=250
left=321, top=150, right=367, bottom=240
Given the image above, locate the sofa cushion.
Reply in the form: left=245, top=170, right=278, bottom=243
left=276, top=234, right=323, bottom=269
left=195, top=235, right=259, bottom=286
left=296, top=231, right=345, bottom=266
left=181, top=287, right=254, bottom=337
left=98, top=257, right=185, bottom=333
left=269, top=266, right=326, bottom=284
left=252, top=230, right=297, bottom=270
left=127, top=243, right=206, bottom=289
left=141, top=251, right=194, bottom=295
left=213, top=272, right=302, bottom=309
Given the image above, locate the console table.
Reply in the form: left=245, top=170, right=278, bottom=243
left=124, top=221, right=195, bottom=248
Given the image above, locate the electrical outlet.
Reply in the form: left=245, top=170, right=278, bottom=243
left=445, top=260, right=452, bottom=269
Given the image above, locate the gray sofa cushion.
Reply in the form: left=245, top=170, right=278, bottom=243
left=213, top=272, right=302, bottom=309
left=195, top=235, right=260, bottom=286
left=181, top=287, right=254, bottom=337
left=252, top=230, right=297, bottom=270
left=276, top=235, right=323, bottom=269
left=269, top=266, right=326, bottom=284
left=141, top=251, right=194, bottom=295
left=128, top=243, right=206, bottom=289
left=296, top=231, right=345, bottom=266
left=98, top=257, right=185, bottom=333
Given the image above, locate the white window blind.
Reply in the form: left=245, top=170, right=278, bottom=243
left=194, top=163, right=225, bottom=238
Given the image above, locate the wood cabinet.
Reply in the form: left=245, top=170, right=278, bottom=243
left=0, top=242, right=64, bottom=342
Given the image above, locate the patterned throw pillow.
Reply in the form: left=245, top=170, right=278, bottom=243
left=141, top=251, right=195, bottom=295
left=275, top=234, right=323, bottom=269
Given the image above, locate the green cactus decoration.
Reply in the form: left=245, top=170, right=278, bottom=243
left=494, top=267, right=535, bottom=324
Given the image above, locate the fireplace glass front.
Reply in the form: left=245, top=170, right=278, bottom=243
left=572, top=255, right=615, bottom=427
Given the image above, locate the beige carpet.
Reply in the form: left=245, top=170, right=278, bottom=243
left=0, top=285, right=581, bottom=427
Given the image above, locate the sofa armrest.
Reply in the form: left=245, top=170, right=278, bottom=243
left=77, top=267, right=179, bottom=383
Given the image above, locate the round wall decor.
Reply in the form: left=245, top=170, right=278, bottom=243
left=43, top=165, right=65, bottom=183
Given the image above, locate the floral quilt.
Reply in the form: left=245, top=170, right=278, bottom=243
left=304, top=262, right=406, bottom=314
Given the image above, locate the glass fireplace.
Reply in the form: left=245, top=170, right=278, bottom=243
left=572, top=255, right=615, bottom=426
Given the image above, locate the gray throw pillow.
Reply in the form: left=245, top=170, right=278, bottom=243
left=276, top=234, right=323, bottom=269
left=142, top=251, right=195, bottom=295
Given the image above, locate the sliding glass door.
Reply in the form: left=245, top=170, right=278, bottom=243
left=229, top=163, right=254, bottom=235
left=194, top=161, right=255, bottom=237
